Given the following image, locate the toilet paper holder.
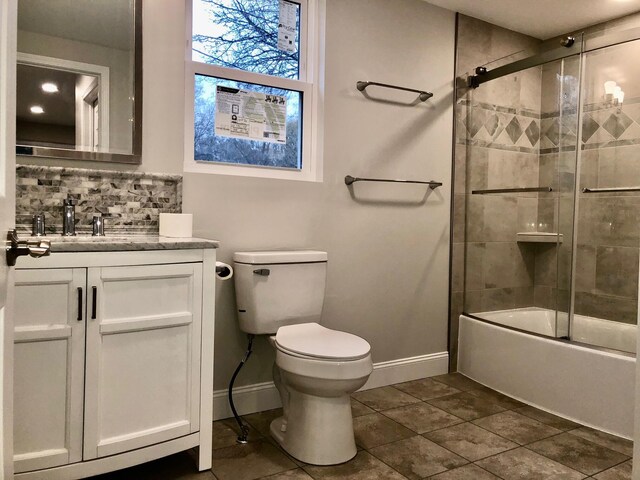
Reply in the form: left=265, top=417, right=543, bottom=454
left=216, top=265, right=231, bottom=277
left=215, top=261, right=234, bottom=280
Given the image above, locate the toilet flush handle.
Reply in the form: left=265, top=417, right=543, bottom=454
left=253, top=268, right=270, bottom=276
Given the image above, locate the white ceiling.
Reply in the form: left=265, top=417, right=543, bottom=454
left=424, top=0, right=640, bottom=39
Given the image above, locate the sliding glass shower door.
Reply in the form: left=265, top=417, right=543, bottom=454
left=462, top=52, right=580, bottom=339
left=571, top=37, right=640, bottom=353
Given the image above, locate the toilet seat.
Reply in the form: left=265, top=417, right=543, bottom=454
left=275, top=323, right=370, bottom=361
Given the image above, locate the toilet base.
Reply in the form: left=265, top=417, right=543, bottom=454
left=269, top=389, right=357, bottom=465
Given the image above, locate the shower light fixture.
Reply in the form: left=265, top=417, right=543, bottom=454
left=604, top=81, right=624, bottom=105
left=604, top=80, right=617, bottom=95
left=41, top=82, right=58, bottom=93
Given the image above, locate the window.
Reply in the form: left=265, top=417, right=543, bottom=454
left=185, top=0, right=324, bottom=181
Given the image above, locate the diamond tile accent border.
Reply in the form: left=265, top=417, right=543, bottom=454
left=16, top=165, right=183, bottom=235
left=459, top=97, right=640, bottom=154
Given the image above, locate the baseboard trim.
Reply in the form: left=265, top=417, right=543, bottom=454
left=361, top=351, right=449, bottom=391
left=213, top=351, right=449, bottom=420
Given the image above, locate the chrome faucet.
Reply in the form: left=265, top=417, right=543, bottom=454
left=63, top=194, right=77, bottom=236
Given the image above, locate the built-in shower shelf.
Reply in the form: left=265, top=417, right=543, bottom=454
left=517, top=232, right=564, bottom=244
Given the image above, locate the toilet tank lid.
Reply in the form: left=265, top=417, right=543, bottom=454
left=233, top=250, right=328, bottom=264
left=275, top=323, right=371, bottom=360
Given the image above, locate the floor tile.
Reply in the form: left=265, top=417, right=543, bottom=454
left=427, top=392, right=506, bottom=421
left=593, top=459, right=633, bottom=480
left=472, top=410, right=562, bottom=445
left=351, top=398, right=375, bottom=417
left=302, top=450, right=407, bottom=480
left=369, top=435, right=467, bottom=480
left=476, top=447, right=586, bottom=479
left=353, top=412, right=416, bottom=449
left=431, top=373, right=483, bottom=391
left=424, top=422, right=518, bottom=461
left=394, top=378, right=461, bottom=401
left=213, top=418, right=263, bottom=450
left=244, top=409, right=283, bottom=437
left=514, top=405, right=581, bottom=431
left=257, top=468, right=315, bottom=479
left=527, top=432, right=629, bottom=475
left=468, top=386, right=525, bottom=410
left=569, top=427, right=634, bottom=457
left=352, top=386, right=420, bottom=411
left=382, top=402, right=463, bottom=433
left=426, top=464, right=501, bottom=479
left=211, top=440, right=296, bottom=480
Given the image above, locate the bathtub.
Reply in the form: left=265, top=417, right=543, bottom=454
left=458, top=309, right=636, bottom=439
left=477, top=307, right=636, bottom=354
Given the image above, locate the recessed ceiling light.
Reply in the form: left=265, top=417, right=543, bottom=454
left=30, top=105, right=44, bottom=114
left=41, top=82, right=58, bottom=93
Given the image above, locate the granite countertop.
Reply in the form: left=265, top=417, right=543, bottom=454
left=25, top=235, right=220, bottom=253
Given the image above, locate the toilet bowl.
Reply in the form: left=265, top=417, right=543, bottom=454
left=232, top=250, right=373, bottom=465
left=269, top=323, right=372, bottom=465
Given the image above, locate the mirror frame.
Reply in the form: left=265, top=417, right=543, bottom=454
left=16, top=0, right=143, bottom=165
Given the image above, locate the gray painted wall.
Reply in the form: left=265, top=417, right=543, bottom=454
left=15, top=0, right=456, bottom=390
left=184, top=0, right=456, bottom=390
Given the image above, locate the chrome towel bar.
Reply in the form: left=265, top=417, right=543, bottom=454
left=582, top=186, right=640, bottom=193
left=472, top=187, right=553, bottom=194
left=356, top=81, right=433, bottom=102
left=345, top=175, right=442, bottom=190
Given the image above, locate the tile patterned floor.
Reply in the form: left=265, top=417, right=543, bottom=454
left=89, top=373, right=633, bottom=480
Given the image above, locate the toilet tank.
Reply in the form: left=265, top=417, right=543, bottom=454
left=233, top=250, right=328, bottom=335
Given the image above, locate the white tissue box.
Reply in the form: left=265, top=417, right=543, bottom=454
left=159, top=213, right=193, bottom=238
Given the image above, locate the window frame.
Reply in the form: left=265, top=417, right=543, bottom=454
left=184, top=0, right=324, bottom=182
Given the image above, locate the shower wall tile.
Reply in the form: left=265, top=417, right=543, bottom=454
left=536, top=198, right=557, bottom=233
left=595, top=246, right=639, bottom=299
left=486, top=150, right=539, bottom=191
left=475, top=286, right=535, bottom=312
left=577, top=197, right=640, bottom=248
left=484, top=196, right=519, bottom=241
left=574, top=244, right=596, bottom=293
left=517, top=198, right=538, bottom=232
left=575, top=292, right=638, bottom=324
left=452, top=243, right=465, bottom=293
left=595, top=145, right=640, bottom=189
left=467, top=146, right=489, bottom=191
left=483, top=242, right=534, bottom=289
left=534, top=245, right=557, bottom=287
left=465, top=242, right=485, bottom=291
left=556, top=246, right=572, bottom=289
left=452, top=194, right=466, bottom=244
left=454, top=144, right=467, bottom=194
left=534, top=285, right=555, bottom=310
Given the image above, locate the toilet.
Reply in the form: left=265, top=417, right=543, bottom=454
left=233, top=250, right=373, bottom=465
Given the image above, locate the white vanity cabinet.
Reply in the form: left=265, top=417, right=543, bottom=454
left=13, top=247, right=216, bottom=479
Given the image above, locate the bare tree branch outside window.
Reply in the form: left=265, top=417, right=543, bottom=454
left=192, top=0, right=302, bottom=168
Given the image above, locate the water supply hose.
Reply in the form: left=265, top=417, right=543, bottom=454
left=228, top=334, right=254, bottom=443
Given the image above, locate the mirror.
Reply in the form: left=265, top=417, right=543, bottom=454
left=16, top=0, right=142, bottom=164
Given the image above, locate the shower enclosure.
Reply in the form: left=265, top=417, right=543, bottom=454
left=456, top=26, right=640, bottom=438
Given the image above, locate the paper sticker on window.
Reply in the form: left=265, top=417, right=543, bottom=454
left=278, top=0, right=297, bottom=53
left=215, top=86, right=287, bottom=144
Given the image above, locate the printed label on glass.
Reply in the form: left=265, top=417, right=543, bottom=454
left=278, top=0, right=297, bottom=53
left=214, top=86, right=287, bottom=144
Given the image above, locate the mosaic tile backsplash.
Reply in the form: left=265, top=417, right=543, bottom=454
left=16, top=165, right=182, bottom=235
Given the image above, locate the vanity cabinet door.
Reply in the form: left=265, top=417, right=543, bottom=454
left=83, top=263, right=203, bottom=460
left=13, top=268, right=86, bottom=473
